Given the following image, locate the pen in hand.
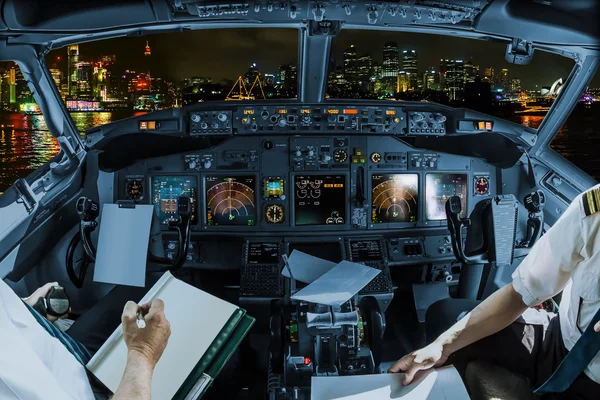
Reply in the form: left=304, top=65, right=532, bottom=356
left=136, top=309, right=146, bottom=329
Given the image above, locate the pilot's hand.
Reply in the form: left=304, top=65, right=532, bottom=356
left=595, top=320, right=600, bottom=333
left=388, top=341, right=449, bottom=385
left=122, top=299, right=171, bottom=368
left=23, top=282, right=60, bottom=322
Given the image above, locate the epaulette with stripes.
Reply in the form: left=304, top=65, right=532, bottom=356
left=582, top=187, right=600, bottom=217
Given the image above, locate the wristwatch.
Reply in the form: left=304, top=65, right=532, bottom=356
left=33, top=286, right=70, bottom=317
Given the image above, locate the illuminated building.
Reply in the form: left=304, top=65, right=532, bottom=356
left=510, top=78, right=522, bottom=94
left=144, top=41, right=151, bottom=56
left=482, top=67, right=495, bottom=85
left=67, top=45, right=79, bottom=96
left=244, top=63, right=260, bottom=86
left=402, top=50, right=418, bottom=90
left=279, top=64, right=297, bottom=91
left=382, top=42, right=399, bottom=78
left=263, top=73, right=276, bottom=87
left=356, top=54, right=373, bottom=90
left=343, top=45, right=358, bottom=86
left=465, top=60, right=479, bottom=83
left=498, top=68, right=509, bottom=91
left=440, top=59, right=466, bottom=100
left=9, top=65, right=16, bottom=103
left=423, top=68, right=440, bottom=90
left=397, top=71, right=410, bottom=93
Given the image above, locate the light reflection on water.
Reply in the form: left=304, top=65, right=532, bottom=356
left=0, top=111, right=594, bottom=194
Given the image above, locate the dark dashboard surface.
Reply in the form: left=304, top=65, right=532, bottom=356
left=87, top=101, right=518, bottom=271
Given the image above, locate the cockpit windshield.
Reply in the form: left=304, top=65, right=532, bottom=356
left=327, top=30, right=580, bottom=130
left=45, top=28, right=298, bottom=132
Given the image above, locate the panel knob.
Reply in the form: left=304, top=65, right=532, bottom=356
left=217, top=112, right=227, bottom=122
left=203, top=160, right=212, bottom=169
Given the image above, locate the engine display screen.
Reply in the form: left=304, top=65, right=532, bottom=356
left=349, top=240, right=383, bottom=262
left=247, top=243, right=280, bottom=265
left=425, top=173, right=468, bottom=220
left=151, top=176, right=197, bottom=225
left=294, top=175, right=346, bottom=226
left=371, top=174, right=419, bottom=223
left=206, top=176, right=257, bottom=226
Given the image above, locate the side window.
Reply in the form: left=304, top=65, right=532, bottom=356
left=550, top=68, right=600, bottom=180
left=0, top=62, right=59, bottom=194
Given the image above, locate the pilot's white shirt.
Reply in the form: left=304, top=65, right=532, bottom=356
left=0, top=279, right=95, bottom=399
left=512, top=185, right=600, bottom=384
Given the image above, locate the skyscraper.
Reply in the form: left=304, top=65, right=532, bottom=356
left=343, top=45, right=358, bottom=87
left=499, top=68, right=510, bottom=91
left=67, top=45, right=79, bottom=96
left=510, top=78, right=521, bottom=94
left=402, top=49, right=418, bottom=90
left=440, top=59, right=465, bottom=100
left=464, top=60, right=479, bottom=84
left=144, top=41, right=152, bottom=56
left=356, top=53, right=373, bottom=90
left=382, top=42, right=399, bottom=78
left=483, top=67, right=495, bottom=85
left=423, top=68, right=439, bottom=90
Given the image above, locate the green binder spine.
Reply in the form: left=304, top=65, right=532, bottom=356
left=173, top=309, right=255, bottom=400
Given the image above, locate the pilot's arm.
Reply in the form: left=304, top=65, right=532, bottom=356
left=390, top=192, right=595, bottom=384
left=112, top=299, right=171, bottom=400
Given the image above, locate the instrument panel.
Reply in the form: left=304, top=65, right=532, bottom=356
left=116, top=103, right=497, bottom=233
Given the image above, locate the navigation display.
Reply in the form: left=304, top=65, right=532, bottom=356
left=425, top=173, right=468, bottom=220
left=151, top=176, right=197, bottom=225
left=294, top=175, right=346, bottom=226
left=371, top=174, right=419, bottom=223
left=206, top=176, right=257, bottom=226
left=247, top=243, right=279, bottom=265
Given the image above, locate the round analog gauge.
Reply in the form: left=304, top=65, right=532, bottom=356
left=475, top=177, right=490, bottom=195
left=334, top=149, right=348, bottom=163
left=126, top=179, right=144, bottom=200
left=371, top=152, right=382, bottom=163
left=265, top=204, right=285, bottom=224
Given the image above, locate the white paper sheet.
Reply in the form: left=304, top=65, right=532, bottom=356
left=290, top=261, right=380, bottom=306
left=282, top=250, right=337, bottom=283
left=94, top=204, right=153, bottom=287
left=311, top=366, right=469, bottom=400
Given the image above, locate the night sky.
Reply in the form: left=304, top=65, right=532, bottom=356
left=51, top=28, right=599, bottom=89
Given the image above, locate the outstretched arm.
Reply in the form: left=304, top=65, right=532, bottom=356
left=389, top=283, right=527, bottom=384
left=112, top=299, right=171, bottom=400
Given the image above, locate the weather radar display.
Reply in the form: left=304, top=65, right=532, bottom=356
left=206, top=176, right=257, bottom=226
left=371, top=174, right=419, bottom=223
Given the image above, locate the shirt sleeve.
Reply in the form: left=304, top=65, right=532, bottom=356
left=511, top=193, right=587, bottom=307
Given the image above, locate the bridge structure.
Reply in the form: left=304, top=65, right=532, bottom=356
left=226, top=76, right=266, bottom=101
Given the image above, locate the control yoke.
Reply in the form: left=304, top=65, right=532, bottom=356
left=446, top=191, right=545, bottom=267
left=522, top=190, right=545, bottom=248
left=149, top=196, right=193, bottom=272
left=445, top=196, right=489, bottom=264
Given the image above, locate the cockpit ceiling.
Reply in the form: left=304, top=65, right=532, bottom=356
left=0, top=0, right=597, bottom=49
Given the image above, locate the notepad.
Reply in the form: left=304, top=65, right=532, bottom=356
left=87, top=272, right=254, bottom=400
